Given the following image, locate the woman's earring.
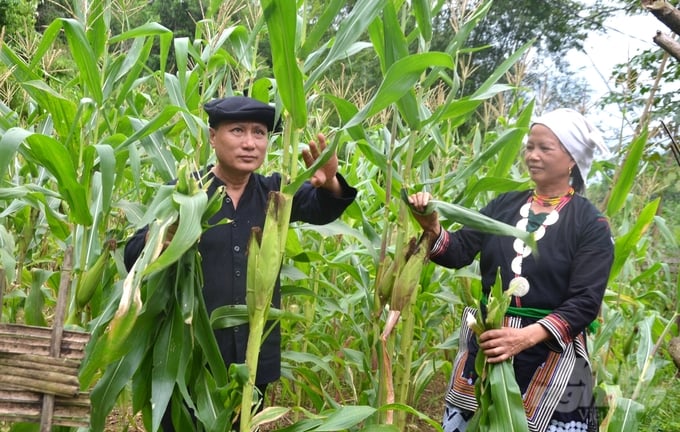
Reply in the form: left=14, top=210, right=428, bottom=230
left=568, top=165, right=573, bottom=176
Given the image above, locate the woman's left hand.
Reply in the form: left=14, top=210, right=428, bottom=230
left=302, top=133, right=341, bottom=194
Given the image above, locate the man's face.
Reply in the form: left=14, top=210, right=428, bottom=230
left=209, top=120, right=269, bottom=175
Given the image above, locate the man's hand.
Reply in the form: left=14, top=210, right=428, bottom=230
left=302, top=133, right=341, bottom=195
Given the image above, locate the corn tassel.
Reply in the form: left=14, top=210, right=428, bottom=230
left=240, top=191, right=292, bottom=432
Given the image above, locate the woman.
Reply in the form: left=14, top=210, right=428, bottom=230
left=408, top=108, right=614, bottom=432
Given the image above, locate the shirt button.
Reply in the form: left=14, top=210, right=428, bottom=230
left=235, top=270, right=241, bottom=277
left=234, top=326, right=239, bottom=332
left=234, top=245, right=240, bottom=252
left=225, top=197, right=232, bottom=203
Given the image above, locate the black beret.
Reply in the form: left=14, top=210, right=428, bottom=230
left=203, top=96, right=279, bottom=132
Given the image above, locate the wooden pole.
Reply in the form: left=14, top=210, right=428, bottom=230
left=40, top=245, right=73, bottom=432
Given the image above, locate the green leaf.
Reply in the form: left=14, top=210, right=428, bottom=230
left=284, top=138, right=339, bottom=195
left=460, top=177, right=532, bottom=207
left=143, top=189, right=207, bottom=275
left=314, top=406, right=377, bottom=431
left=24, top=269, right=50, bottom=327
left=88, top=324, right=152, bottom=431
left=344, top=52, right=453, bottom=129
left=606, top=130, right=647, bottom=217
left=404, top=194, right=536, bottom=249
left=94, top=144, right=116, bottom=215
left=261, top=0, right=306, bottom=128
left=412, top=0, right=433, bottom=41
left=635, top=314, right=656, bottom=381
left=609, top=198, right=660, bottom=282
left=110, top=22, right=173, bottom=73
left=300, top=0, right=345, bottom=58
left=306, top=0, right=389, bottom=88
left=606, top=397, right=644, bottom=431
left=61, top=18, right=104, bottom=104
left=23, top=134, right=93, bottom=226
left=151, top=305, right=184, bottom=432
left=488, top=362, right=529, bottom=431
left=21, top=81, right=78, bottom=141
left=0, top=127, right=25, bottom=181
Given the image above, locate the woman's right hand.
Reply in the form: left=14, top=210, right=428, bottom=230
left=407, top=192, right=441, bottom=236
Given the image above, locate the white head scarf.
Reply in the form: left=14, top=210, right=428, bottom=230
left=531, top=108, right=609, bottom=183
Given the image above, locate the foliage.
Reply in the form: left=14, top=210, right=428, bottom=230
left=0, top=0, right=36, bottom=36
left=445, top=0, right=616, bottom=96
left=0, top=1, right=678, bottom=432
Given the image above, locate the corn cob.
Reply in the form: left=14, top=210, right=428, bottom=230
left=380, top=232, right=434, bottom=424
left=75, top=239, right=114, bottom=308
left=241, top=191, right=293, bottom=432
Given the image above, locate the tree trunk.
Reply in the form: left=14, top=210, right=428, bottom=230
left=641, top=0, right=680, bottom=35
left=653, top=31, right=680, bottom=62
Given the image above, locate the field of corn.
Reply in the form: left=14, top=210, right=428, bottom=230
left=1, top=0, right=679, bottom=431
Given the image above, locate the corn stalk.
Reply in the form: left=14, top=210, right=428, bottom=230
left=239, top=191, right=293, bottom=431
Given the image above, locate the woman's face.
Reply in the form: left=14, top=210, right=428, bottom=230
left=209, top=120, right=269, bottom=176
left=524, top=124, right=575, bottom=190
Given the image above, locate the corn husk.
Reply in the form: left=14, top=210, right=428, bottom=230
left=467, top=269, right=529, bottom=432
left=240, top=191, right=293, bottom=432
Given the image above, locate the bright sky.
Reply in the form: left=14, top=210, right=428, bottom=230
left=566, top=9, right=667, bottom=144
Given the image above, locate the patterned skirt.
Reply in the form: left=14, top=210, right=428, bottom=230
left=443, top=307, right=598, bottom=432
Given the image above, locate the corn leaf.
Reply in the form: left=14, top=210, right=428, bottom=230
left=284, top=139, right=339, bottom=195
left=605, top=397, right=644, bottom=432
left=344, top=52, right=453, bottom=129
left=606, top=130, right=648, bottom=217
left=609, top=198, right=660, bottom=283
left=380, top=1, right=420, bottom=128
left=401, top=189, right=536, bottom=249
left=299, top=0, right=345, bottom=58
left=412, top=0, right=433, bottom=41
left=306, top=0, right=389, bottom=88
left=488, top=362, right=529, bottom=431
left=314, top=405, right=377, bottom=431
left=61, top=18, right=104, bottom=104
left=110, top=22, right=172, bottom=74
left=89, top=330, right=151, bottom=431
left=261, top=0, right=306, bottom=128
left=143, top=189, right=207, bottom=275
left=23, top=134, right=92, bottom=226
left=151, top=305, right=184, bottom=432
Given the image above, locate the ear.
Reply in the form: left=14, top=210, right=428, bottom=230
left=208, top=127, right=216, bottom=147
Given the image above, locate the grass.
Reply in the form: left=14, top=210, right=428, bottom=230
left=639, top=366, right=680, bottom=432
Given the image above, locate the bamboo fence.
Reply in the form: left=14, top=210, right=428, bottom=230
left=0, top=249, right=91, bottom=430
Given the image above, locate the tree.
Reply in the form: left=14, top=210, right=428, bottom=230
left=641, top=0, right=680, bottom=61
left=431, top=1, right=617, bottom=97
left=0, top=0, right=36, bottom=41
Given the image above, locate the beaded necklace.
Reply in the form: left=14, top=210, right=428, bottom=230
left=509, top=188, right=574, bottom=303
left=532, top=190, right=566, bottom=207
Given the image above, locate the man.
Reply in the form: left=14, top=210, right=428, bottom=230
left=124, top=95, right=357, bottom=430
